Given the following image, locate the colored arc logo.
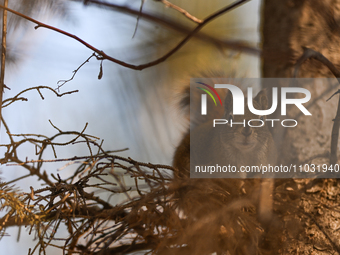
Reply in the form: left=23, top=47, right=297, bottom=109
left=196, top=82, right=222, bottom=106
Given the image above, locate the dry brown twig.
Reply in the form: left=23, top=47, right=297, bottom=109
left=1, top=86, right=78, bottom=108
left=155, top=0, right=203, bottom=23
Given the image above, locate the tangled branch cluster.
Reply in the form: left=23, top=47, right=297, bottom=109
left=0, top=85, right=177, bottom=254
left=0, top=86, right=287, bottom=255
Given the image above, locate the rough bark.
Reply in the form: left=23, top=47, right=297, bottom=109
left=263, top=0, right=340, bottom=78
left=262, top=0, right=340, bottom=164
left=262, top=0, right=340, bottom=253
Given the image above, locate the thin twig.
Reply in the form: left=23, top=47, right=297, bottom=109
left=132, top=0, right=145, bottom=38
left=156, top=0, right=203, bottom=23
left=56, top=53, right=96, bottom=90
left=48, top=119, right=62, bottom=133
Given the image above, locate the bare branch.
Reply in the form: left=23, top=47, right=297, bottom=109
left=2, top=86, right=78, bottom=108
left=0, top=0, right=251, bottom=71
left=294, top=47, right=340, bottom=79
left=77, top=0, right=260, bottom=55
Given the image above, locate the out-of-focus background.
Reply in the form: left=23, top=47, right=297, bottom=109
left=0, top=0, right=261, bottom=253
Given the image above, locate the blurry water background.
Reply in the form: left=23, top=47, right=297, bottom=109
left=0, top=0, right=261, bottom=253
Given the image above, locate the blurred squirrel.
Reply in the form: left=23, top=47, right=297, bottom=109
left=173, top=84, right=277, bottom=177
left=172, top=78, right=277, bottom=223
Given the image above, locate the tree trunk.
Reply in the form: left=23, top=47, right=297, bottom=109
left=262, top=0, right=340, bottom=164
left=262, top=0, right=340, bottom=253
